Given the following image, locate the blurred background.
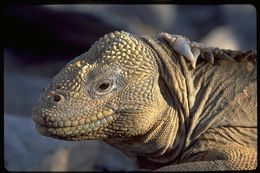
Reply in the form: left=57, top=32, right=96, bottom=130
left=3, top=4, right=256, bottom=171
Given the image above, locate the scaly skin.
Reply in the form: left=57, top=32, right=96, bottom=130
left=32, top=31, right=257, bottom=171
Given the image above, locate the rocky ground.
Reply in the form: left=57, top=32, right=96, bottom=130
left=3, top=4, right=256, bottom=171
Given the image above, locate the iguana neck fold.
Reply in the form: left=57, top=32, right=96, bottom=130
left=105, top=105, right=186, bottom=169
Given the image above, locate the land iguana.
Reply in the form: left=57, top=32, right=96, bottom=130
left=32, top=31, right=257, bottom=171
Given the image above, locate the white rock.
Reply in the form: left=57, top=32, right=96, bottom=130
left=200, top=26, right=239, bottom=50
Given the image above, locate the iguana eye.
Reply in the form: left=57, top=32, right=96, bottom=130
left=95, top=80, right=114, bottom=95
left=98, top=82, right=110, bottom=90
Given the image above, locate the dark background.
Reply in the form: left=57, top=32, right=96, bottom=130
left=3, top=4, right=256, bottom=171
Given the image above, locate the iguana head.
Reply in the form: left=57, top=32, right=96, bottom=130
left=32, top=31, right=168, bottom=141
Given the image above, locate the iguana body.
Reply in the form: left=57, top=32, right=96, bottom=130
left=32, top=31, right=257, bottom=171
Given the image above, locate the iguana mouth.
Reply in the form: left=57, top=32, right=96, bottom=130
left=35, top=115, right=114, bottom=137
left=32, top=109, right=116, bottom=138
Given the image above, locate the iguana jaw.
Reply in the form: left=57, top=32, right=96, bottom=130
left=32, top=108, right=118, bottom=140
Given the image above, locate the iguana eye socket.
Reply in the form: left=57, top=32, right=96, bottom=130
left=95, top=80, right=114, bottom=95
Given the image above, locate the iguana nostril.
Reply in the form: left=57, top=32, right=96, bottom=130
left=53, top=94, right=62, bottom=102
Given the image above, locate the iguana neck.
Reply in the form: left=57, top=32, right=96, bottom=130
left=141, top=35, right=256, bottom=157
left=104, top=105, right=186, bottom=169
